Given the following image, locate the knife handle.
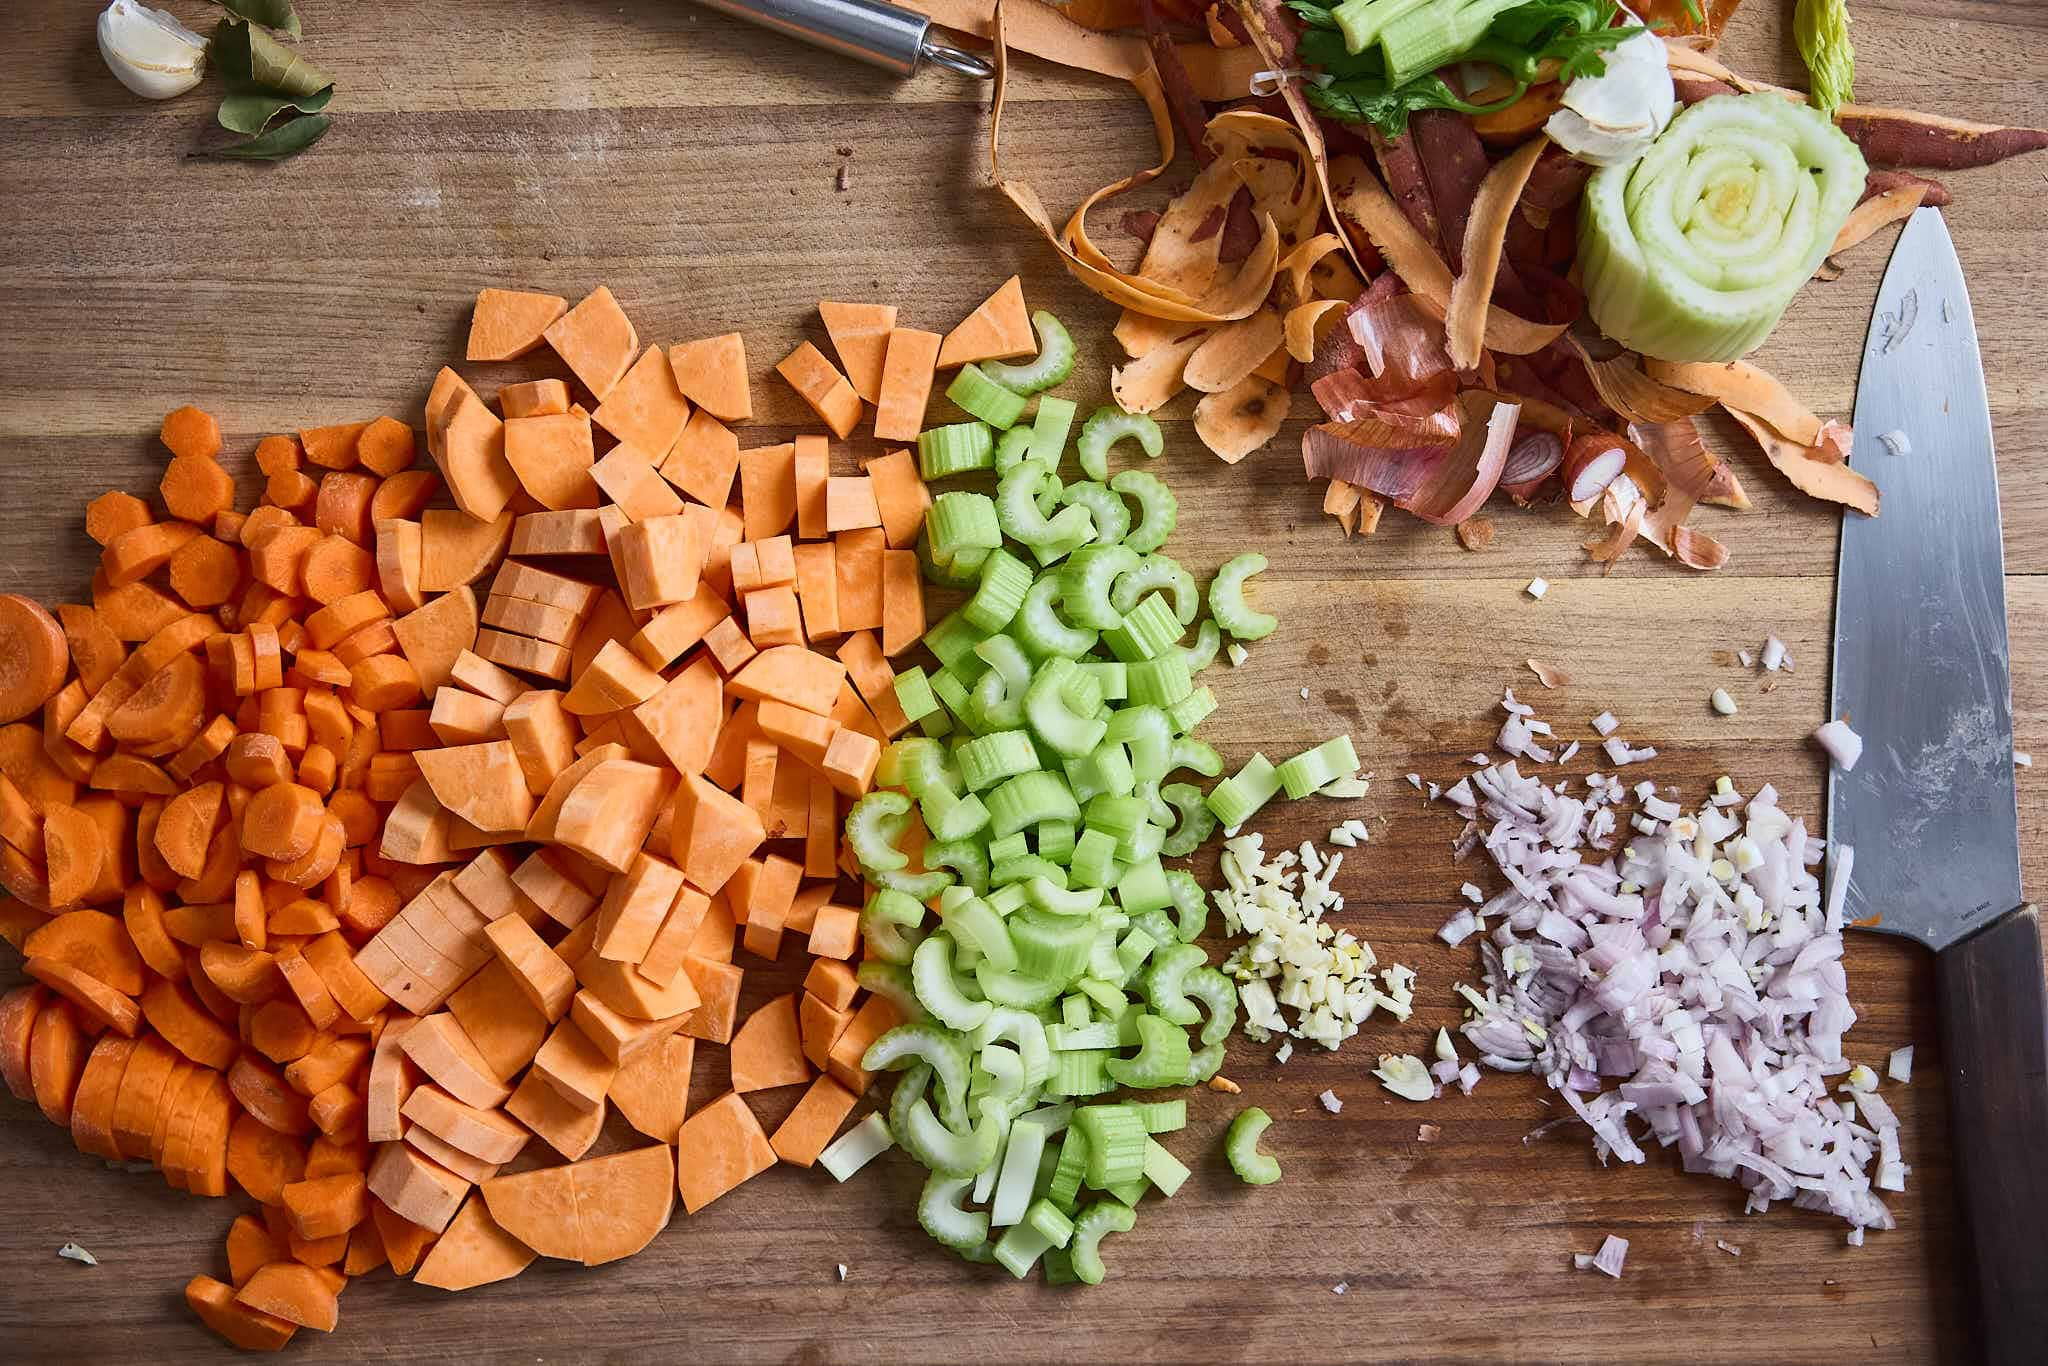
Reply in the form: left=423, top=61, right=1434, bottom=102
left=1936, top=904, right=2048, bottom=1365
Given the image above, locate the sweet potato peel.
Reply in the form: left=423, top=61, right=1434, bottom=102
left=1726, top=406, right=1879, bottom=515
left=1193, top=376, right=1291, bottom=464
left=1446, top=137, right=1549, bottom=370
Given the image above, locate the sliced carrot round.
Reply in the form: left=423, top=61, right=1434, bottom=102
left=0, top=595, right=69, bottom=724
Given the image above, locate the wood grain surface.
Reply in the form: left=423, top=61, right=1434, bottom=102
left=1, top=1, right=2043, bottom=1361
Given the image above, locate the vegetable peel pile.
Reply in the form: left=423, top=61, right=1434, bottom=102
left=947, top=0, right=2047, bottom=568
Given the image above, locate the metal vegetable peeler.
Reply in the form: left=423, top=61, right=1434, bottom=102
left=688, top=0, right=995, bottom=79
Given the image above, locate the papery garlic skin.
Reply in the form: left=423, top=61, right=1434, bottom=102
left=98, top=1, right=209, bottom=100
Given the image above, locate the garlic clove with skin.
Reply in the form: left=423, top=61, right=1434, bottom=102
left=97, top=1, right=209, bottom=100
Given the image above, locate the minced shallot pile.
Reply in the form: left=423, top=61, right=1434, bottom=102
left=1434, top=691, right=1904, bottom=1239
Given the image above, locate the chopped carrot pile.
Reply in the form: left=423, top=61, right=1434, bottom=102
left=0, top=279, right=1001, bottom=1350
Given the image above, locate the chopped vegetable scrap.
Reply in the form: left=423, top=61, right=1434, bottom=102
left=1429, top=687, right=1908, bottom=1236
left=956, top=0, right=2044, bottom=566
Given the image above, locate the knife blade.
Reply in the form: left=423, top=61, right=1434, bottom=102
left=1831, top=207, right=2019, bottom=946
left=1831, top=206, right=2046, bottom=1366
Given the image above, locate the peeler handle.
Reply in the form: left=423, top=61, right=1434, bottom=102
left=687, top=0, right=993, bottom=79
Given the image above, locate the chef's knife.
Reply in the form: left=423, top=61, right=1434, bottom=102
left=1831, top=206, right=2047, bottom=1364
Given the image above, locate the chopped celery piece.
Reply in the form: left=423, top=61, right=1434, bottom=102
left=1115, top=927, right=1158, bottom=981
left=900, top=1094, right=1006, bottom=1178
left=819, top=1112, right=894, bottom=1181
left=1109, top=470, right=1177, bottom=554
left=1208, top=552, right=1277, bottom=641
left=1027, top=393, right=1078, bottom=466
left=1167, top=736, right=1223, bottom=779
left=1105, top=1012, right=1192, bottom=1089
left=1048, top=1021, right=1121, bottom=1051
left=1059, top=480, right=1130, bottom=547
left=1127, top=653, right=1193, bottom=708
left=918, top=421, right=995, bottom=479
left=925, top=609, right=990, bottom=681
left=928, top=670, right=974, bottom=731
left=1035, top=817, right=1076, bottom=865
left=1135, top=942, right=1206, bottom=1027
left=993, top=424, right=1035, bottom=475
left=916, top=529, right=980, bottom=590
left=1047, top=1123, right=1089, bottom=1207
left=1042, top=1248, right=1081, bottom=1285
left=1080, top=661, right=1127, bottom=701
left=990, top=1111, right=1055, bottom=1227
left=1130, top=1098, right=1187, bottom=1134
left=1104, top=706, right=1170, bottom=785
left=861, top=888, right=928, bottom=964
left=928, top=491, right=1002, bottom=564
left=991, top=854, right=1065, bottom=889
left=1159, top=783, right=1218, bottom=858
left=1024, top=1196, right=1076, bottom=1247
left=847, top=791, right=912, bottom=872
left=987, top=770, right=1079, bottom=838
left=958, top=729, right=1039, bottom=793
left=1206, top=752, right=1281, bottom=828
left=1176, top=620, right=1221, bottom=674
left=1075, top=1104, right=1148, bottom=1188
left=1164, top=685, right=1216, bottom=736
left=981, top=310, right=1077, bottom=395
left=992, top=1220, right=1056, bottom=1278
left=1117, top=856, right=1172, bottom=917
left=1068, top=1199, right=1136, bottom=1284
left=1007, top=911, right=1096, bottom=980
left=1225, top=1105, right=1282, bottom=1185
left=976, top=961, right=1064, bottom=1009
left=1103, top=592, right=1181, bottom=663
left=1069, top=828, right=1119, bottom=889
left=1061, top=544, right=1139, bottom=630
left=925, top=837, right=992, bottom=894
left=922, top=789, right=991, bottom=845
left=970, top=634, right=1032, bottom=730
left=1183, top=967, right=1238, bottom=1046
left=947, top=363, right=1029, bottom=429
left=1015, top=573, right=1098, bottom=658
left=864, top=1021, right=974, bottom=1101
left=1025, top=878, right=1102, bottom=918
left=1142, top=1138, right=1190, bottom=1196
left=1275, top=734, right=1360, bottom=799
left=912, top=934, right=993, bottom=1031
left=1166, top=869, right=1208, bottom=941
left=996, top=460, right=1093, bottom=549
left=963, top=547, right=1033, bottom=634
left=1046, top=1047, right=1112, bottom=1097
left=857, top=960, right=928, bottom=1024
left=987, top=831, right=1029, bottom=865
left=1111, top=552, right=1197, bottom=622
left=1024, top=656, right=1108, bottom=759
left=919, top=1172, right=990, bottom=1250
left=1076, top=407, right=1163, bottom=481
left=892, top=665, right=941, bottom=723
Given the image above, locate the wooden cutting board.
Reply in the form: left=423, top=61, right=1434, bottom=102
left=0, top=1, right=2041, bottom=1359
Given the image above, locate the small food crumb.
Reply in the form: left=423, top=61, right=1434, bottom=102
left=1525, top=577, right=1549, bottom=600
left=1887, top=1046, right=1915, bottom=1084
left=1207, top=1075, right=1241, bottom=1094
left=1227, top=642, right=1248, bottom=667
left=1318, top=1089, right=1343, bottom=1114
left=1455, top=517, right=1494, bottom=551
left=835, top=164, right=850, bottom=192
left=2016, top=751, right=2032, bottom=768
left=1299, top=686, right=1309, bottom=701
left=58, top=1242, right=98, bottom=1267
left=1710, top=687, right=1737, bottom=716
left=1526, top=658, right=1570, bottom=688
left=1417, top=1123, right=1440, bottom=1143
left=836, top=1263, right=848, bottom=1281
left=1716, top=1239, right=1742, bottom=1257
left=1274, top=1041, right=1294, bottom=1065
left=1332, top=1281, right=1349, bottom=1295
